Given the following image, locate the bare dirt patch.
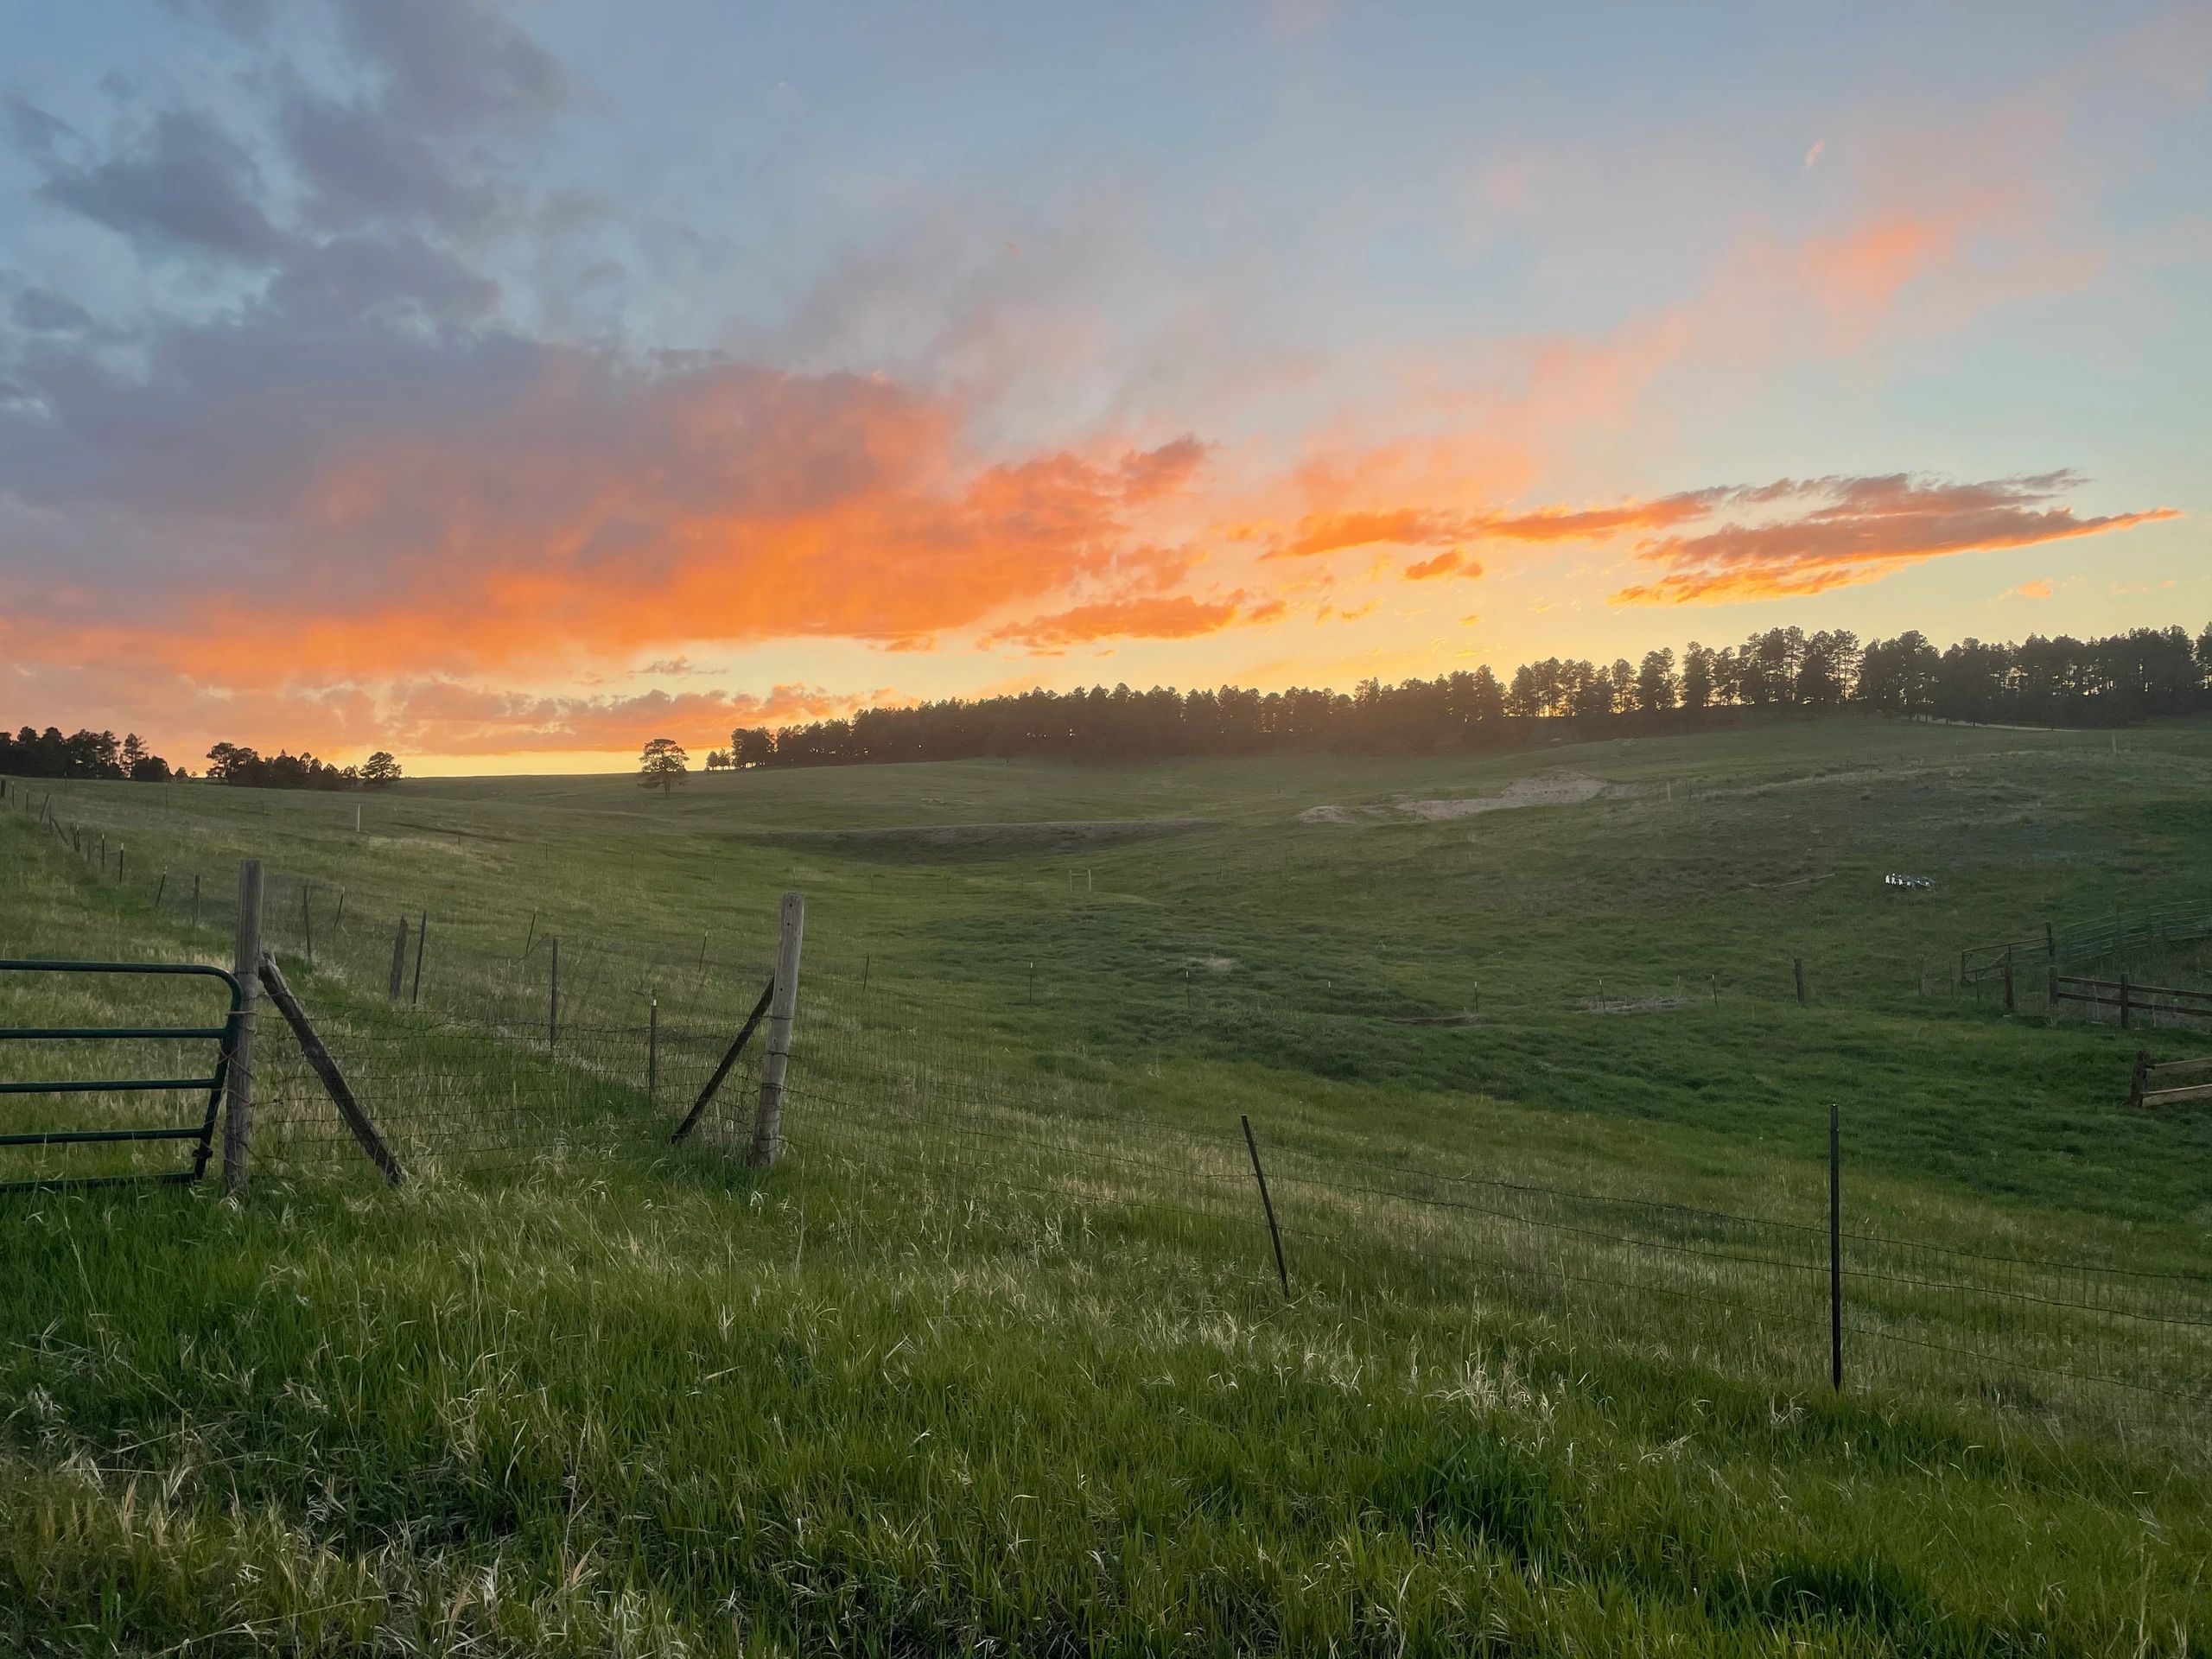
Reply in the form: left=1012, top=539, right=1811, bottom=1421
left=1299, top=772, right=1634, bottom=826
left=758, top=818, right=1215, bottom=856
left=1581, top=995, right=1690, bottom=1015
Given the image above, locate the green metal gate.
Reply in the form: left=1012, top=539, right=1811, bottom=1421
left=0, top=960, right=244, bottom=1193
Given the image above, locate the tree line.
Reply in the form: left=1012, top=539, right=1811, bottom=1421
left=203, top=743, right=402, bottom=790
left=0, top=726, right=404, bottom=790
left=722, top=620, right=2212, bottom=768
left=0, top=726, right=176, bottom=781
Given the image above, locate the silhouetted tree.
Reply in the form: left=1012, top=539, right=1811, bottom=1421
left=1636, top=649, right=1679, bottom=713
left=639, top=737, right=689, bottom=796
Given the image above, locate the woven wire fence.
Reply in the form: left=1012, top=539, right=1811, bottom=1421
left=661, top=975, right=2212, bottom=1449
left=10, top=806, right=2209, bottom=1449
left=1961, top=899, right=2212, bottom=985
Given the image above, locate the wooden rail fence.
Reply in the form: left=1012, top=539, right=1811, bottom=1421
left=1961, top=900, right=2212, bottom=986
left=2131, top=1052, right=2212, bottom=1109
left=2050, top=974, right=2212, bottom=1028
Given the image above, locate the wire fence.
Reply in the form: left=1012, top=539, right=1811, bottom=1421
left=695, top=1058, right=2212, bottom=1449
left=1961, top=899, right=2212, bottom=985
left=6, top=797, right=2210, bottom=1452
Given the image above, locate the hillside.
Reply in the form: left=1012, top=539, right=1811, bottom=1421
left=2, top=715, right=2209, bottom=1654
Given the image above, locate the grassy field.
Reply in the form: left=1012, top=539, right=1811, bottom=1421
left=3, top=714, right=2210, bottom=1654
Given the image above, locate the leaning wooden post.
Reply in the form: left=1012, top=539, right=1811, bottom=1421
left=1794, top=957, right=1808, bottom=1007
left=748, top=892, right=807, bottom=1167
left=387, top=917, right=408, bottom=1002
left=410, top=911, right=427, bottom=1008
left=259, top=952, right=403, bottom=1186
left=222, top=859, right=264, bottom=1195
left=1828, top=1100, right=1843, bottom=1392
left=1242, top=1114, right=1290, bottom=1299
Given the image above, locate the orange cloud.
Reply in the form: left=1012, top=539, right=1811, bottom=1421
left=980, top=591, right=1278, bottom=652
left=1611, top=474, right=2177, bottom=605
left=2004, top=579, right=2055, bottom=600
left=5, top=353, right=1224, bottom=688
left=1404, top=550, right=1485, bottom=581
left=379, top=682, right=855, bottom=753
left=1272, top=492, right=1721, bottom=559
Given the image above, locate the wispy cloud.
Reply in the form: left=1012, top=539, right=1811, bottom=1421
left=1612, top=474, right=2177, bottom=604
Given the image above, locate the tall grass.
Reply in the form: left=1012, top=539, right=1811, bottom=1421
left=4, top=719, right=2211, bottom=1651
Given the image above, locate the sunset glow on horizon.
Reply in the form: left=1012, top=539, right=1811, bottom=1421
left=3, top=2, right=2207, bottom=774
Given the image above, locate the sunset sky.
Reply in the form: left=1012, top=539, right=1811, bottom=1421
left=3, top=1, right=2207, bottom=774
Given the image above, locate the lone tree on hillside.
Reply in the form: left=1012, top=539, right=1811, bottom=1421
left=361, top=751, right=403, bottom=787
left=639, top=737, right=690, bottom=796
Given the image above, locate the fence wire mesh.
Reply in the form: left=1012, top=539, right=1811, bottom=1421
left=6, top=801, right=2209, bottom=1452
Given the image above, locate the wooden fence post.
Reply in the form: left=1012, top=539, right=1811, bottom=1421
left=2119, top=972, right=2132, bottom=1030
left=258, top=952, right=403, bottom=1186
left=2131, top=1050, right=2151, bottom=1109
left=647, top=996, right=658, bottom=1103
left=410, top=911, right=427, bottom=1008
left=549, top=936, right=560, bottom=1052
left=387, top=917, right=408, bottom=1002
left=1794, top=958, right=1808, bottom=1006
left=1243, top=1114, right=1290, bottom=1299
left=191, top=872, right=201, bottom=929
left=302, top=880, right=315, bottom=965
left=671, top=978, right=774, bottom=1145
left=1828, top=1100, right=1843, bottom=1392
left=222, top=859, right=263, bottom=1195
left=2002, top=957, right=2015, bottom=1013
left=748, top=892, right=807, bottom=1167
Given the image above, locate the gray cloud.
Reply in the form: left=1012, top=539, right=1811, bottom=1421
left=11, top=288, right=95, bottom=334
left=33, top=107, right=294, bottom=262
left=279, top=89, right=505, bottom=232
left=2, top=92, right=73, bottom=159
left=265, top=231, right=501, bottom=325
left=156, top=0, right=277, bottom=35
left=332, top=0, right=569, bottom=134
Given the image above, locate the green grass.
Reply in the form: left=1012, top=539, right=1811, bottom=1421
left=3, top=714, right=2211, bottom=1653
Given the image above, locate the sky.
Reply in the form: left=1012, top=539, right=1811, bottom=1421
left=2, top=1, right=2207, bottom=776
